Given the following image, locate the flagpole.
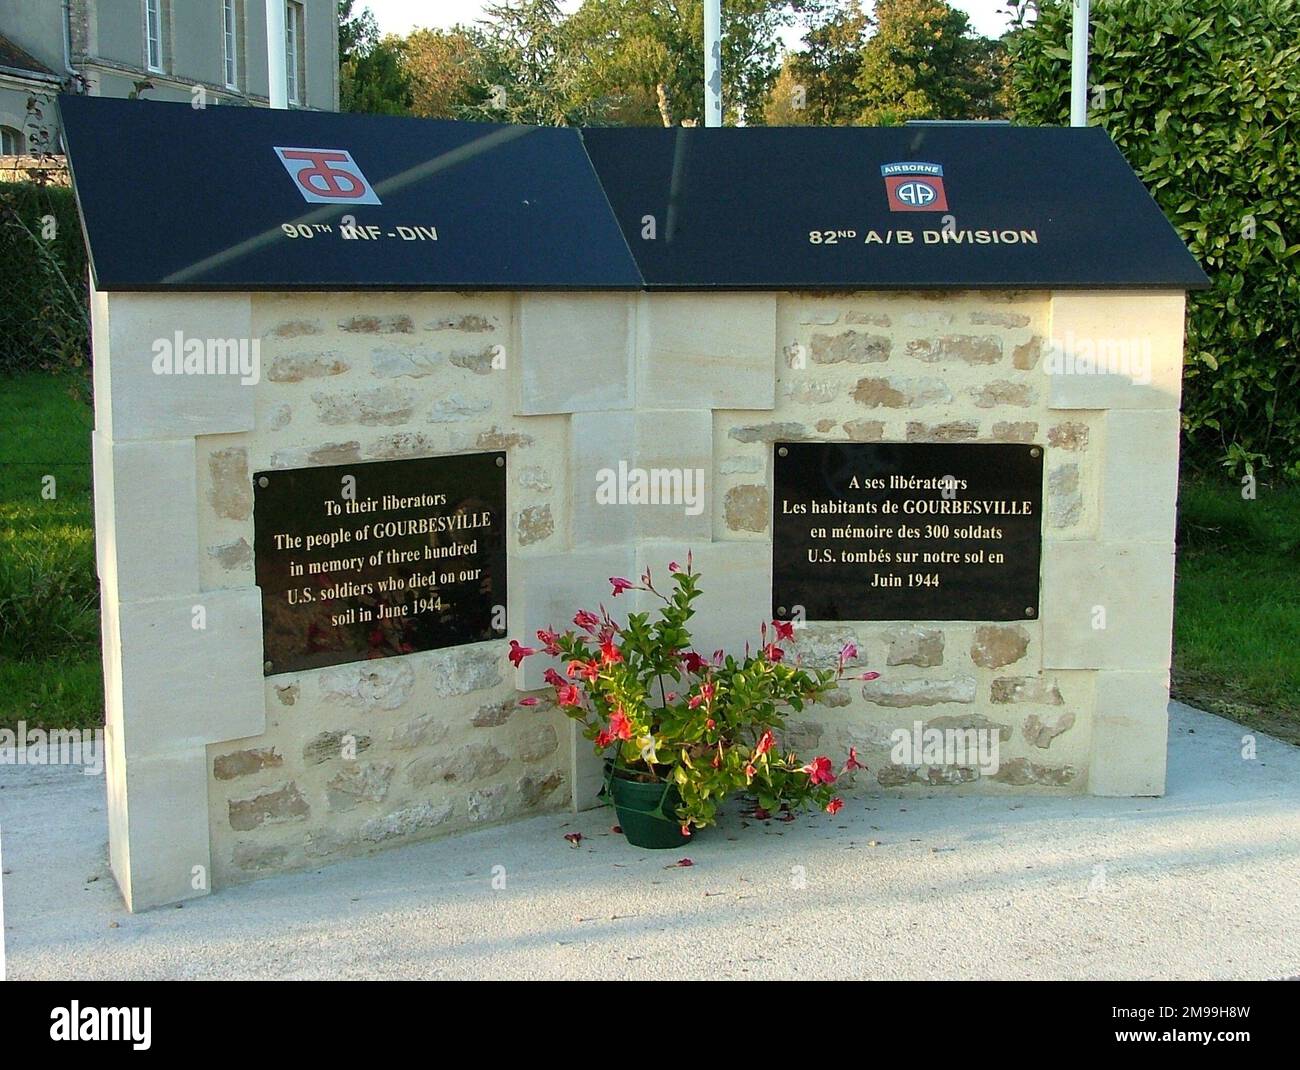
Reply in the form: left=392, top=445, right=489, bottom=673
left=704, top=0, right=722, bottom=126
left=267, top=0, right=288, bottom=109
left=1070, top=0, right=1090, bottom=126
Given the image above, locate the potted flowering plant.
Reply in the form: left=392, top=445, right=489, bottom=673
left=510, top=554, right=876, bottom=849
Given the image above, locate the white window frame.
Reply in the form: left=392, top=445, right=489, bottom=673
left=222, top=0, right=238, bottom=89
left=144, top=0, right=163, bottom=72
left=285, top=2, right=302, bottom=105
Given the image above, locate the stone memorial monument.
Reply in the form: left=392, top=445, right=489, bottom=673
left=60, top=96, right=1208, bottom=911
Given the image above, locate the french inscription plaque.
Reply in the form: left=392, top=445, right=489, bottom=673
left=253, top=452, right=507, bottom=675
left=772, top=442, right=1042, bottom=622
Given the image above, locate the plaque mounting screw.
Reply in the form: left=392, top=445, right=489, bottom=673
left=258, top=476, right=269, bottom=488
left=263, top=660, right=273, bottom=672
left=777, top=606, right=787, bottom=616
left=1029, top=448, right=1041, bottom=458
left=778, top=447, right=788, bottom=458
left=1025, top=607, right=1036, bottom=617
left=495, top=456, right=505, bottom=467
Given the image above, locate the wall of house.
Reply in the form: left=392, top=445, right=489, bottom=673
left=91, top=285, right=1185, bottom=910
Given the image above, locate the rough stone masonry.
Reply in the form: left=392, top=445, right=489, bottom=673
left=91, top=285, right=1185, bottom=910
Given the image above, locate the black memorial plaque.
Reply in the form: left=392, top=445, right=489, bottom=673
left=773, top=442, right=1042, bottom=622
left=253, top=453, right=506, bottom=675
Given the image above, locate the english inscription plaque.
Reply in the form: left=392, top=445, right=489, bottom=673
left=773, top=442, right=1042, bottom=622
left=253, top=452, right=507, bottom=675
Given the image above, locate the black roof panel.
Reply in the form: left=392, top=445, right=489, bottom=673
left=60, top=95, right=1208, bottom=293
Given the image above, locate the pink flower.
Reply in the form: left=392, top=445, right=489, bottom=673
left=858, top=671, right=881, bottom=681
left=772, top=619, right=795, bottom=641
left=536, top=628, right=561, bottom=656
left=608, top=707, right=634, bottom=741
left=745, top=762, right=757, bottom=780
left=564, top=832, right=583, bottom=846
left=518, top=696, right=540, bottom=707
left=802, top=755, right=837, bottom=786
left=508, top=640, right=536, bottom=668
left=556, top=684, right=582, bottom=707
left=668, top=561, right=680, bottom=573
left=666, top=691, right=678, bottom=703
left=839, top=641, right=858, bottom=663
left=711, top=754, right=721, bottom=768
left=567, top=658, right=600, bottom=683
left=844, top=747, right=866, bottom=772
left=712, top=649, right=724, bottom=666
left=543, top=667, right=565, bottom=688
left=681, top=650, right=708, bottom=674
left=762, top=643, right=784, bottom=662
left=599, top=636, right=622, bottom=665
left=688, top=682, right=715, bottom=709
left=679, top=827, right=692, bottom=839
left=595, top=729, right=614, bottom=748
left=574, top=609, right=600, bottom=633
left=755, top=730, right=775, bottom=758
left=609, top=576, right=635, bottom=597
left=826, top=797, right=844, bottom=815
left=705, top=718, right=715, bottom=730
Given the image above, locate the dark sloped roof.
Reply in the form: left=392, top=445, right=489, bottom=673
left=59, top=95, right=1209, bottom=293
left=0, top=33, right=58, bottom=79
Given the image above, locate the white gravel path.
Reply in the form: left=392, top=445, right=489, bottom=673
left=2, top=701, right=1297, bottom=980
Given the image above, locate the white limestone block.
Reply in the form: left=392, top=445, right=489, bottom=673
left=1046, top=291, right=1186, bottom=410
left=638, top=293, right=777, bottom=410
left=1100, top=409, right=1182, bottom=542
left=116, top=588, right=266, bottom=755
left=1088, top=670, right=1170, bottom=796
left=97, top=291, right=257, bottom=440
left=93, top=432, right=201, bottom=605
left=1040, top=541, right=1176, bottom=670
left=514, top=292, right=634, bottom=415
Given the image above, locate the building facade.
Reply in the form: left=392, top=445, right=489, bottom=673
left=0, top=0, right=338, bottom=156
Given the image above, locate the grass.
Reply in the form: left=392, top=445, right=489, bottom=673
left=0, top=371, right=100, bottom=730
left=1173, top=479, right=1300, bottom=744
left=1, top=370, right=1298, bottom=745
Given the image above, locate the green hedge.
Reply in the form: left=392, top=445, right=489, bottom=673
left=1009, top=0, right=1300, bottom=479
left=0, top=182, right=89, bottom=375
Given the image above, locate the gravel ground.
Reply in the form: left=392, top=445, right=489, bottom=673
left=2, top=700, right=1297, bottom=980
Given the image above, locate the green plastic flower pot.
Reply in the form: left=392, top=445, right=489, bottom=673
left=607, top=771, right=692, bottom=850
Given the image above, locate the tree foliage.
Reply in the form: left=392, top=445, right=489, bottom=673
left=1009, top=0, right=1300, bottom=478
left=339, top=0, right=411, bottom=115
left=855, top=0, right=1006, bottom=124
left=765, top=1, right=869, bottom=125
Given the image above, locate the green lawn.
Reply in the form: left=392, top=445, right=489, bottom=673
left=0, top=372, right=100, bottom=730
left=1, top=371, right=1298, bottom=745
left=1173, top=480, right=1300, bottom=744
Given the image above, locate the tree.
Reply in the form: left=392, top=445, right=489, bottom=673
left=338, top=0, right=378, bottom=65
left=855, top=0, right=1006, bottom=124
left=403, top=28, right=485, bottom=119
left=338, top=2, right=412, bottom=114
left=1010, top=0, right=1300, bottom=478
left=764, top=0, right=868, bottom=125
left=340, top=34, right=412, bottom=115
left=458, top=0, right=594, bottom=126
left=563, top=0, right=796, bottom=126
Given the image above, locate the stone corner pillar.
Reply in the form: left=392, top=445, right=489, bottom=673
left=92, top=286, right=266, bottom=910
